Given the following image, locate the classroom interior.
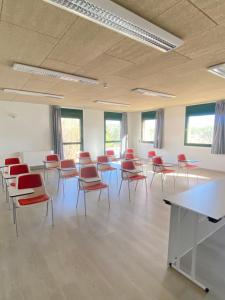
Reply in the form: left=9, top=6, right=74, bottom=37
left=1, top=0, right=225, bottom=299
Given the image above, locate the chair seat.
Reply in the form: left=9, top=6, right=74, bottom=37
left=129, top=174, right=146, bottom=181
left=82, top=182, right=108, bottom=191
left=99, top=166, right=117, bottom=172
left=61, top=172, right=79, bottom=179
left=18, top=194, right=49, bottom=206
left=158, top=169, right=175, bottom=174
left=185, top=164, right=198, bottom=169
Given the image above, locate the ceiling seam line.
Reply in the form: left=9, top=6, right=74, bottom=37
left=187, top=0, right=218, bottom=25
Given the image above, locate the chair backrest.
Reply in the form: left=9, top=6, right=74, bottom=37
left=126, top=148, right=134, bottom=154
left=60, top=159, right=75, bottom=169
left=5, top=157, right=21, bottom=166
left=9, top=164, right=30, bottom=176
left=178, top=154, right=186, bottom=161
left=97, top=155, right=109, bottom=163
left=16, top=173, right=46, bottom=198
left=79, top=152, right=90, bottom=158
left=152, top=156, right=163, bottom=165
left=106, top=150, right=115, bottom=156
left=80, top=165, right=98, bottom=178
left=125, top=153, right=134, bottom=160
left=148, top=151, right=156, bottom=158
left=121, top=160, right=135, bottom=170
left=46, top=154, right=59, bottom=162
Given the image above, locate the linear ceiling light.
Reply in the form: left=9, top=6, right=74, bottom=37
left=13, top=63, right=98, bottom=85
left=43, top=0, right=183, bottom=52
left=94, top=100, right=130, bottom=107
left=2, top=88, right=64, bottom=99
left=132, top=88, right=175, bottom=99
left=208, top=63, right=225, bottom=79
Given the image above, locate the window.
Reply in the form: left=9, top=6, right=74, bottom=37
left=141, top=111, right=156, bottom=142
left=185, top=103, right=215, bottom=147
left=61, top=108, right=83, bottom=159
left=104, top=112, right=122, bottom=157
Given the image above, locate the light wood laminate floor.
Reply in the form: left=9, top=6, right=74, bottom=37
left=0, top=165, right=224, bottom=300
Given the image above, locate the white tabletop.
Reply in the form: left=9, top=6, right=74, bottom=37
left=8, top=188, right=34, bottom=197
left=164, top=177, right=225, bottom=220
left=80, top=177, right=101, bottom=183
left=123, top=169, right=142, bottom=174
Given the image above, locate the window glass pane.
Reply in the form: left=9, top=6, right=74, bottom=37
left=142, top=119, right=156, bottom=142
left=105, top=120, right=121, bottom=142
left=61, top=118, right=81, bottom=143
left=187, top=115, right=215, bottom=145
left=63, top=144, right=81, bottom=160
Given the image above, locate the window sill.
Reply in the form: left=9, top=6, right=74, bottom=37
left=184, top=143, right=212, bottom=148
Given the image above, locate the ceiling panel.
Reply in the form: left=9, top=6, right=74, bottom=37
left=41, top=59, right=80, bottom=74
left=176, top=23, right=225, bottom=59
left=76, top=53, right=134, bottom=78
left=48, top=18, right=123, bottom=67
left=0, top=21, right=57, bottom=65
left=115, top=52, right=190, bottom=80
left=112, top=0, right=180, bottom=21
left=153, top=0, right=216, bottom=39
left=106, top=38, right=159, bottom=64
left=0, top=0, right=225, bottom=112
left=190, top=0, right=225, bottom=24
left=1, top=0, right=76, bottom=38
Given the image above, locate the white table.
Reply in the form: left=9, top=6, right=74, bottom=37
left=8, top=188, right=34, bottom=198
left=164, top=177, right=225, bottom=292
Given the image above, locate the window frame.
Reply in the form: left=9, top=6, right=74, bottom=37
left=141, top=111, right=156, bottom=143
left=61, top=108, right=84, bottom=156
left=104, top=112, right=122, bottom=154
left=184, top=103, right=215, bottom=147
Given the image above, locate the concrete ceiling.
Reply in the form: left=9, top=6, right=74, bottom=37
left=0, top=0, right=225, bottom=111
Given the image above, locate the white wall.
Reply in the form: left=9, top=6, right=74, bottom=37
left=83, top=109, right=104, bottom=159
left=128, top=107, right=225, bottom=172
left=0, top=101, right=51, bottom=157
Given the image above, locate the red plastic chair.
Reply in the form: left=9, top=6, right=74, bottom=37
left=12, top=173, right=53, bottom=236
left=2, top=157, right=21, bottom=191
left=119, top=160, right=147, bottom=201
left=106, top=149, right=117, bottom=161
left=79, top=151, right=95, bottom=165
left=177, top=154, right=199, bottom=183
left=148, top=151, right=156, bottom=159
left=125, top=153, right=143, bottom=168
left=8, top=164, right=30, bottom=188
left=43, top=154, right=60, bottom=180
left=76, top=165, right=109, bottom=216
left=57, top=159, right=79, bottom=196
left=151, top=156, right=176, bottom=191
left=97, top=155, right=117, bottom=182
left=126, top=148, right=134, bottom=154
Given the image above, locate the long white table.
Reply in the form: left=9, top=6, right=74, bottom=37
left=164, top=177, right=225, bottom=292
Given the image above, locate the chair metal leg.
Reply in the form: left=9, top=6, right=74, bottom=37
left=128, top=180, right=131, bottom=201
left=84, top=191, right=87, bottom=216
left=107, top=187, right=110, bottom=209
left=118, top=179, right=123, bottom=195
left=161, top=173, right=164, bottom=191
left=13, top=202, right=18, bottom=237
left=135, top=180, right=138, bottom=191
left=145, top=178, right=148, bottom=197
left=76, top=188, right=80, bottom=208
left=57, top=175, right=60, bottom=195
left=51, top=198, right=54, bottom=227
left=62, top=179, right=65, bottom=198
left=46, top=201, right=49, bottom=216
left=173, top=174, right=176, bottom=191
left=98, top=189, right=102, bottom=201
left=150, top=172, right=155, bottom=186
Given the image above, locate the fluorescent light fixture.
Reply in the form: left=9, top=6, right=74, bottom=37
left=43, top=0, right=183, bottom=52
left=132, top=88, right=175, bottom=99
left=208, top=63, right=225, bottom=79
left=13, top=63, right=98, bottom=85
left=94, top=100, right=130, bottom=107
left=2, top=88, right=64, bottom=99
